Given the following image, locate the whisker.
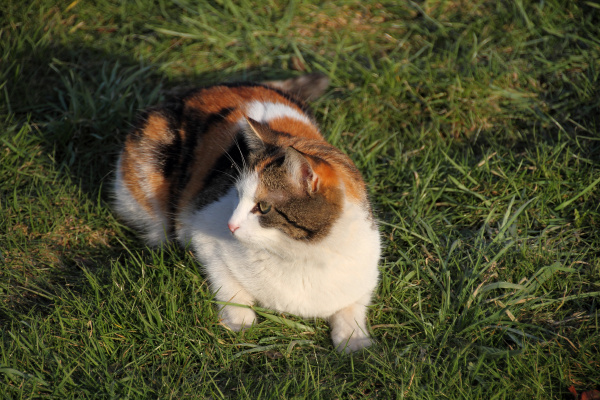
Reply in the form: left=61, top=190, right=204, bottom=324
left=210, top=168, right=238, bottom=183
left=231, top=135, right=248, bottom=171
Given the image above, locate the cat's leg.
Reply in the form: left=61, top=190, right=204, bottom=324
left=328, top=294, right=374, bottom=353
left=208, top=263, right=258, bottom=331
left=179, top=191, right=258, bottom=331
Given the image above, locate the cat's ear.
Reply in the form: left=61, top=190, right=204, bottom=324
left=242, top=117, right=272, bottom=152
left=284, top=147, right=319, bottom=194
left=263, top=73, right=329, bottom=102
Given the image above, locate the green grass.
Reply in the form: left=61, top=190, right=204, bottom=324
left=1, top=0, right=599, bottom=398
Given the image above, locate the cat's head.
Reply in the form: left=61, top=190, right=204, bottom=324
left=227, top=118, right=367, bottom=253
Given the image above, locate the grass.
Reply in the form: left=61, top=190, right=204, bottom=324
left=1, top=0, right=599, bottom=398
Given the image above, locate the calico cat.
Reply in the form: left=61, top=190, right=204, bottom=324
left=113, top=73, right=381, bottom=352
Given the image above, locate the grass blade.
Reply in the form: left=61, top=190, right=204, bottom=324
left=554, top=176, right=600, bottom=211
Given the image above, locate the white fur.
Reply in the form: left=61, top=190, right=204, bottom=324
left=243, top=101, right=313, bottom=125
left=177, top=171, right=381, bottom=353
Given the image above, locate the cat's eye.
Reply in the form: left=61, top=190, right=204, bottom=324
left=258, top=201, right=272, bottom=214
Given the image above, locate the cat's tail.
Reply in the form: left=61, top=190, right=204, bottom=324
left=262, top=72, right=329, bottom=102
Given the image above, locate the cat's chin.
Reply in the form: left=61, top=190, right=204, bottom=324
left=232, top=226, right=288, bottom=253
left=233, top=235, right=288, bottom=258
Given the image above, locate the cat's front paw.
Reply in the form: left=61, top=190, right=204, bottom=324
left=332, top=331, right=374, bottom=353
left=329, top=302, right=374, bottom=353
left=219, top=305, right=257, bottom=331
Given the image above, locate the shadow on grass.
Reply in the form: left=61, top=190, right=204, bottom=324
left=2, top=42, right=310, bottom=320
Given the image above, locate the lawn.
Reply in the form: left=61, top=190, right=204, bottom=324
left=1, top=0, right=599, bottom=398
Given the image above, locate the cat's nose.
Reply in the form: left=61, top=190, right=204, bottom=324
left=228, top=222, right=239, bottom=234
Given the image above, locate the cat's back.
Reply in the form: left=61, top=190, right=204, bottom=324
left=113, top=78, right=329, bottom=245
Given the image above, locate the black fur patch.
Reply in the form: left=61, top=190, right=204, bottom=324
left=176, top=106, right=235, bottom=194
left=194, top=135, right=249, bottom=211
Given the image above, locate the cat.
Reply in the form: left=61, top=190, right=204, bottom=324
left=113, top=73, right=381, bottom=353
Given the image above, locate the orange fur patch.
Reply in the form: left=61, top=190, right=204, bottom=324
left=120, top=141, right=154, bottom=214
left=268, top=117, right=322, bottom=141
left=186, top=85, right=306, bottom=118
left=144, top=114, right=170, bottom=142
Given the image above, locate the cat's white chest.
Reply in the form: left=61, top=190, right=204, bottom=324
left=231, top=243, right=377, bottom=318
left=177, top=188, right=380, bottom=319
